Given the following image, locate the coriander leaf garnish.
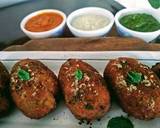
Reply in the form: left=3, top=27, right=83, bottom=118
left=85, top=103, right=94, bottom=110
left=126, top=71, right=143, bottom=85
left=18, top=68, right=30, bottom=81
left=107, top=116, right=134, bottom=128
left=75, top=69, right=83, bottom=80
left=148, top=0, right=160, bottom=9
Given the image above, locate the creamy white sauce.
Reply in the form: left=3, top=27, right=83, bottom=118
left=71, top=14, right=110, bottom=31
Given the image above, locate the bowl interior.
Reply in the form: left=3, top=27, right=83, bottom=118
left=67, top=7, right=114, bottom=34
left=118, top=9, right=160, bottom=22
left=115, top=9, right=160, bottom=34
left=21, top=9, right=66, bottom=35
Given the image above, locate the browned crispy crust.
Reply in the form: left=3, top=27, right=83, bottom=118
left=0, top=62, right=10, bottom=117
left=58, top=59, right=110, bottom=121
left=152, top=63, right=160, bottom=78
left=104, top=57, right=160, bottom=120
left=10, top=59, right=58, bottom=119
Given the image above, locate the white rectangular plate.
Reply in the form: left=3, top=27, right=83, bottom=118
left=0, top=51, right=160, bottom=128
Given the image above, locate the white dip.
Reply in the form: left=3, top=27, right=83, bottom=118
left=71, top=14, right=110, bottom=31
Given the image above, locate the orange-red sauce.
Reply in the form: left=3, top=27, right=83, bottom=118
left=25, top=12, right=63, bottom=32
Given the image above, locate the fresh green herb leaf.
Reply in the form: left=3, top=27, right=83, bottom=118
left=148, top=0, right=160, bottom=9
left=107, top=116, right=134, bottom=128
left=126, top=71, right=143, bottom=85
left=75, top=69, right=83, bottom=80
left=18, top=68, right=30, bottom=81
left=85, top=103, right=94, bottom=110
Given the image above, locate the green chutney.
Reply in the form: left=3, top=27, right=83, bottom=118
left=107, top=116, right=134, bottom=128
left=119, top=13, right=160, bottom=32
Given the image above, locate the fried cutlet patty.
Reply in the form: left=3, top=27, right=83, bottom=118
left=0, top=62, right=10, bottom=117
left=152, top=63, right=160, bottom=78
left=10, top=59, right=58, bottom=119
left=104, top=57, right=160, bottom=120
left=58, top=59, right=110, bottom=121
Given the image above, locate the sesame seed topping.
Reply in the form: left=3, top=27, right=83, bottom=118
left=11, top=86, right=15, bottom=90
left=75, top=88, right=79, bottom=91
left=33, top=86, right=37, bottom=89
left=95, top=93, right=98, bottom=96
left=84, top=73, right=90, bottom=81
left=122, top=60, right=126, bottom=63
left=64, top=67, right=69, bottom=70
left=149, top=98, right=155, bottom=110
left=91, top=84, right=94, bottom=87
left=71, top=83, right=75, bottom=87
left=15, top=85, right=22, bottom=91
left=93, top=90, right=97, bottom=93
left=127, top=84, right=137, bottom=92
left=76, top=64, right=80, bottom=67
left=24, top=64, right=29, bottom=67
left=65, top=61, right=70, bottom=66
left=80, top=94, right=83, bottom=97
left=79, top=83, right=86, bottom=88
left=119, top=80, right=127, bottom=86
left=21, top=91, right=26, bottom=99
left=140, top=64, right=149, bottom=69
left=144, top=75, right=148, bottom=79
left=28, top=69, right=32, bottom=72
left=113, top=63, right=122, bottom=69
left=74, top=79, right=78, bottom=86
left=150, top=75, right=154, bottom=78
left=88, top=84, right=91, bottom=87
left=32, top=92, right=37, bottom=97
left=35, top=88, right=39, bottom=92
left=142, top=79, right=151, bottom=87
left=31, top=72, right=35, bottom=76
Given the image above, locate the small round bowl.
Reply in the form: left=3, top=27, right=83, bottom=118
left=115, top=8, right=160, bottom=43
left=67, top=7, right=114, bottom=37
left=20, top=9, right=66, bottom=39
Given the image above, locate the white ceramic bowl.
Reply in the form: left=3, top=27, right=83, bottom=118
left=115, top=8, right=160, bottom=43
left=67, top=7, right=114, bottom=37
left=20, top=9, right=66, bottom=39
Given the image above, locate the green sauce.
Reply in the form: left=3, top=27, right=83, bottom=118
left=148, top=0, right=160, bottom=9
left=120, top=13, right=160, bottom=32
left=107, top=116, right=134, bottom=128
